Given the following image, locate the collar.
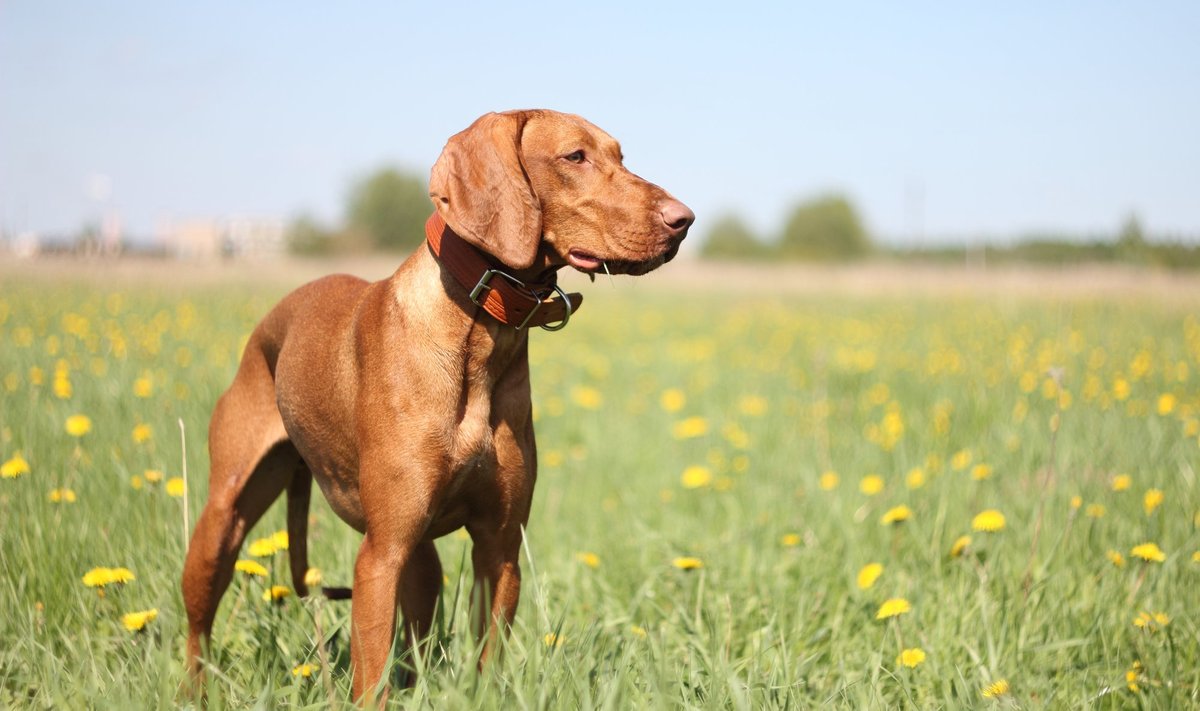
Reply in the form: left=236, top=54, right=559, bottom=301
left=424, top=213, right=583, bottom=330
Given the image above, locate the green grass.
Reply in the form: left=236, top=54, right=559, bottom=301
left=1, top=273, right=1197, bottom=709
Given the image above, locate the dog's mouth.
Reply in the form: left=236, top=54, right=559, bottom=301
left=566, top=240, right=682, bottom=277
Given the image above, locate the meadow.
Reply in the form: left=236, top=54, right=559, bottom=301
left=1, top=261, right=1197, bottom=709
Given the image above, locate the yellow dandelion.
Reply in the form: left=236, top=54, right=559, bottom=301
left=880, top=505, right=912, bottom=525
left=129, top=475, right=144, bottom=490
left=1111, top=474, right=1131, bottom=492
left=1106, top=550, right=1125, bottom=568
left=1133, top=611, right=1170, bottom=630
left=1069, top=495, right=1082, bottom=509
left=235, top=559, right=269, bottom=577
left=659, top=388, right=686, bottom=413
left=65, top=414, right=92, bottom=437
left=575, top=552, right=600, bottom=569
left=1157, top=393, right=1177, bottom=416
left=819, top=471, right=839, bottom=491
left=165, top=477, right=185, bottom=497
left=981, top=679, right=1010, bottom=698
left=972, top=509, right=1006, bottom=532
left=82, top=566, right=135, bottom=588
left=950, top=535, right=972, bottom=558
left=53, top=375, right=72, bottom=399
left=629, top=625, right=647, bottom=638
left=262, top=585, right=291, bottom=602
left=875, top=597, right=911, bottom=620
left=905, top=467, right=925, bottom=489
left=121, top=608, right=158, bottom=632
left=1130, top=542, right=1165, bottom=563
left=292, top=663, right=317, bottom=678
left=896, top=647, right=926, bottom=668
left=680, top=465, right=713, bottom=489
left=857, top=563, right=883, bottom=590
left=48, top=488, right=77, bottom=503
left=1142, top=488, right=1163, bottom=515
left=248, top=537, right=279, bottom=557
left=270, top=529, right=289, bottom=550
left=304, top=567, right=322, bottom=587
left=859, top=474, right=884, bottom=496
left=672, top=416, right=709, bottom=440
left=1126, top=660, right=1143, bottom=692
left=672, top=556, right=703, bottom=571
left=133, top=376, right=153, bottom=398
left=131, top=424, right=152, bottom=444
left=737, top=395, right=768, bottom=417
left=570, top=386, right=602, bottom=410
left=143, top=469, right=164, bottom=483
left=543, top=632, right=564, bottom=647
left=950, top=449, right=972, bottom=471
left=971, top=464, right=993, bottom=481
left=1192, top=551, right=1200, bottom=564
left=780, top=533, right=801, bottom=547
left=2, top=453, right=31, bottom=479
left=1085, top=504, right=1106, bottom=519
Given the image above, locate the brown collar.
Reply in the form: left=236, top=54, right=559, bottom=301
left=424, top=213, right=583, bottom=330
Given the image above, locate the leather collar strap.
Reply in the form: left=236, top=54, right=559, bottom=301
left=425, top=213, right=583, bottom=330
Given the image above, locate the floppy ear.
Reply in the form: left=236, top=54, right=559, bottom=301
left=428, top=111, right=542, bottom=270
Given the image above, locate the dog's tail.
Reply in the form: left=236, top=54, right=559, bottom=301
left=321, top=586, right=353, bottom=601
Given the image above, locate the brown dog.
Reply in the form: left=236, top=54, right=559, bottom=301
left=181, top=109, right=693, bottom=701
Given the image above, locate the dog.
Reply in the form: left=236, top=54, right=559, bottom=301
left=181, top=109, right=693, bottom=702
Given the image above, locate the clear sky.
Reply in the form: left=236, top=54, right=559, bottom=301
left=2, top=2, right=1198, bottom=246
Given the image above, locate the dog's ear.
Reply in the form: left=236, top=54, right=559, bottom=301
left=429, top=111, right=542, bottom=270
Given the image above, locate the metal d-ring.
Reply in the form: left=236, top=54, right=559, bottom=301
left=539, top=285, right=573, bottom=331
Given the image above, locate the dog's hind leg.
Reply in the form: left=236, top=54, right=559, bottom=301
left=182, top=339, right=296, bottom=676
left=286, top=462, right=313, bottom=596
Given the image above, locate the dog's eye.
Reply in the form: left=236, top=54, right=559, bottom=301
left=564, top=150, right=585, bottom=164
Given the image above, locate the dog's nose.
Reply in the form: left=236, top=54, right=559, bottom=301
left=660, top=200, right=695, bottom=236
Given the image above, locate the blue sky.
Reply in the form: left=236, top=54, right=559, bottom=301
left=2, top=2, right=1198, bottom=246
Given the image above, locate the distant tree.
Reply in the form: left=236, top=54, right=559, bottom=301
left=345, top=167, right=431, bottom=251
left=700, top=213, right=765, bottom=260
left=779, top=194, right=871, bottom=261
left=1116, top=212, right=1148, bottom=263
left=286, top=214, right=335, bottom=255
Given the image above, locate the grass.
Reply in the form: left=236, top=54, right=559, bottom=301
left=1, top=267, right=1197, bottom=708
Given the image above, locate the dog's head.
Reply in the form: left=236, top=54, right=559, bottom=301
left=429, top=110, right=693, bottom=276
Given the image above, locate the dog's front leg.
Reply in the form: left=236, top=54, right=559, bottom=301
left=350, top=456, right=433, bottom=705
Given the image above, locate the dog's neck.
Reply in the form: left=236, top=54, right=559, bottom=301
left=423, top=213, right=582, bottom=331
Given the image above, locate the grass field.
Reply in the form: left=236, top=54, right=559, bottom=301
left=1, top=262, right=1198, bottom=709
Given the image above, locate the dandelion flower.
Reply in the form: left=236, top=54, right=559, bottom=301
left=875, top=597, right=911, bottom=620
left=248, top=537, right=279, bottom=557
left=2, top=453, right=31, bottom=479
left=950, top=535, right=972, bottom=558
left=680, top=465, right=713, bottom=489
left=859, top=475, right=884, bottom=496
left=1070, top=495, right=1082, bottom=509
left=737, top=395, right=768, bottom=417
left=780, top=533, right=801, bottom=547
left=82, top=567, right=135, bottom=588
left=262, top=585, right=291, bottom=602
left=543, top=632, right=564, bottom=647
left=165, top=477, right=185, bottom=497
left=133, top=376, right=153, bottom=398
left=144, top=469, right=164, bottom=483
left=270, top=530, right=289, bottom=550
left=570, top=386, right=602, bottom=410
left=1142, top=488, right=1163, bottom=515
left=659, top=388, right=686, bottom=413
left=819, top=471, right=839, bottom=491
left=292, top=663, right=317, bottom=678
left=121, top=608, right=158, bottom=632
left=1133, top=611, right=1170, bottom=630
left=304, top=567, right=322, bottom=587
left=575, top=552, right=600, bottom=569
left=65, top=414, right=92, bottom=437
left=1130, top=542, right=1165, bottom=563
left=672, top=416, right=709, bottom=440
left=880, top=505, right=912, bottom=525
left=981, top=679, right=1010, bottom=698
left=131, top=424, right=152, bottom=444
left=48, top=488, right=77, bottom=503
left=1157, top=393, right=1176, bottom=416
left=1106, top=550, right=1125, bottom=568
left=972, top=509, right=1006, bottom=532
left=1085, top=504, right=1106, bottom=519
left=1126, top=660, right=1144, bottom=692
left=857, top=563, right=883, bottom=590
left=1192, top=551, right=1200, bottom=564
left=971, top=464, right=993, bottom=481
left=235, top=560, right=269, bottom=577
left=896, top=647, right=926, bottom=668
left=950, top=449, right=972, bottom=471
left=1111, top=474, right=1131, bottom=492
left=672, top=556, right=703, bottom=571
left=629, top=625, right=647, bottom=638
left=905, top=467, right=925, bottom=489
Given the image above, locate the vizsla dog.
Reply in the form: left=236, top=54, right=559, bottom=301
left=181, top=109, right=693, bottom=701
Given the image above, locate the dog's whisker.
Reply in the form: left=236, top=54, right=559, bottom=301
left=602, top=261, right=615, bottom=288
